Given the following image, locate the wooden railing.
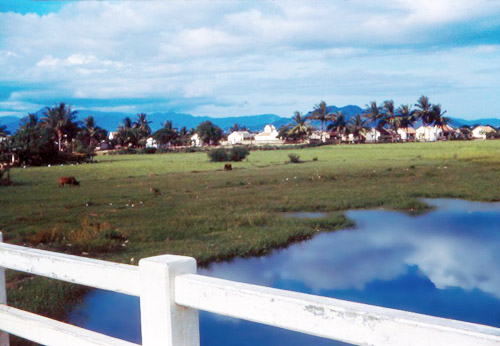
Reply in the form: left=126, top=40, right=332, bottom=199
left=1, top=232, right=500, bottom=346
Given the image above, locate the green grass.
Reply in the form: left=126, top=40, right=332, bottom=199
left=2, top=140, right=500, bottom=342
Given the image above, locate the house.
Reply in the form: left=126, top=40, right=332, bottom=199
left=254, top=125, right=281, bottom=143
left=228, top=131, right=253, bottom=145
left=365, top=128, right=398, bottom=143
left=108, top=131, right=118, bottom=141
left=397, top=127, right=417, bottom=141
left=146, top=137, right=158, bottom=149
left=472, top=125, right=496, bottom=140
left=416, top=125, right=456, bottom=141
left=190, top=133, right=202, bottom=147
left=365, top=128, right=381, bottom=143
left=309, top=131, right=330, bottom=143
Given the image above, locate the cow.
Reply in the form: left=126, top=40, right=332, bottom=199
left=58, top=176, right=80, bottom=187
left=224, top=163, right=232, bottom=171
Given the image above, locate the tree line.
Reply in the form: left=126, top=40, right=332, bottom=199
left=0, top=103, right=226, bottom=166
left=279, top=96, right=451, bottom=143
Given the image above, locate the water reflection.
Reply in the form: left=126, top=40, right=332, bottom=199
left=69, top=199, right=500, bottom=345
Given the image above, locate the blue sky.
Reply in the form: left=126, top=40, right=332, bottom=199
left=0, top=0, right=500, bottom=119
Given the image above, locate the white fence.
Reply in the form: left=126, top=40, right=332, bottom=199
left=1, top=232, right=500, bottom=346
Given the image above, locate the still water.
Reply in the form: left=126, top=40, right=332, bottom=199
left=69, top=199, right=500, bottom=345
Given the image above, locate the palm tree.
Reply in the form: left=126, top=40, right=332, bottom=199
left=383, top=100, right=399, bottom=131
left=42, top=103, right=79, bottom=152
left=153, top=120, right=179, bottom=147
left=117, top=117, right=138, bottom=147
left=229, top=123, right=241, bottom=133
left=134, top=113, right=152, bottom=146
left=307, top=101, right=334, bottom=132
left=78, top=116, right=107, bottom=148
left=431, top=104, right=450, bottom=139
left=396, top=104, right=416, bottom=141
left=348, top=114, right=370, bottom=144
left=414, top=95, right=433, bottom=126
left=364, top=101, right=383, bottom=127
left=290, top=111, right=311, bottom=141
left=327, top=111, right=348, bottom=141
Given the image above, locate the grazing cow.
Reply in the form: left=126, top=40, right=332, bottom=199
left=224, top=163, right=232, bottom=171
left=58, top=176, right=80, bottom=187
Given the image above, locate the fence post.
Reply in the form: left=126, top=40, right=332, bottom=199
left=0, top=232, right=9, bottom=346
left=139, top=255, right=199, bottom=346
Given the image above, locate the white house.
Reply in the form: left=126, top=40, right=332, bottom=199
left=228, top=131, right=253, bottom=144
left=190, top=133, right=202, bottom=147
left=397, top=127, right=417, bottom=141
left=416, top=125, right=455, bottom=142
left=309, top=131, right=330, bottom=143
left=146, top=137, right=158, bottom=148
left=472, top=125, right=496, bottom=140
left=254, top=125, right=280, bottom=143
left=365, top=128, right=382, bottom=142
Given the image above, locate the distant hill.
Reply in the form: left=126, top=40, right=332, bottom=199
left=1, top=105, right=499, bottom=134
left=0, top=116, right=23, bottom=134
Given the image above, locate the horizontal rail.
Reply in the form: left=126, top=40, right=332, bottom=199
left=175, top=274, right=500, bottom=346
left=0, top=304, right=139, bottom=346
left=0, top=242, right=140, bottom=296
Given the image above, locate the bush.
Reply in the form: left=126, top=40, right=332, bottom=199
left=229, top=146, right=250, bottom=162
left=208, top=148, right=230, bottom=162
left=138, top=147, right=157, bottom=154
left=208, top=146, right=250, bottom=162
left=288, top=153, right=301, bottom=163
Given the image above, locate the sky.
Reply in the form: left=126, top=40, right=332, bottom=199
left=0, top=0, right=500, bottom=119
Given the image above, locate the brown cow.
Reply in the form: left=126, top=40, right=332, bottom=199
left=58, top=176, right=80, bottom=187
left=224, top=163, right=232, bottom=171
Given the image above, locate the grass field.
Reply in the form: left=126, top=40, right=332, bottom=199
left=2, top=140, right=500, bottom=343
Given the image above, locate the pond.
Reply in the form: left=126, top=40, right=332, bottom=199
left=68, top=199, right=500, bottom=345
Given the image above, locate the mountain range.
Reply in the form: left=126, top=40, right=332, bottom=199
left=1, top=105, right=499, bottom=134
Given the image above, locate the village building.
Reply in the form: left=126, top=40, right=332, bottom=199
left=190, top=133, right=202, bottom=147
left=108, top=131, right=118, bottom=141
left=309, top=131, right=331, bottom=143
left=472, top=125, right=496, bottom=140
left=397, top=127, right=417, bottom=141
left=365, top=128, right=398, bottom=143
left=146, top=137, right=158, bottom=148
left=416, top=125, right=456, bottom=142
left=254, top=125, right=281, bottom=143
left=228, top=131, right=254, bottom=145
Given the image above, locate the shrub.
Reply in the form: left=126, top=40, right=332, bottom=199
left=229, top=146, right=250, bottom=162
left=288, top=153, right=301, bottom=163
left=138, top=147, right=157, bottom=154
left=208, top=148, right=230, bottom=162
left=208, top=147, right=250, bottom=162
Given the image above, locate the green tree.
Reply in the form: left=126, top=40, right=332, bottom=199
left=396, top=104, right=416, bottom=140
left=290, top=111, right=311, bottom=141
left=153, top=120, right=179, bottom=147
left=307, top=101, right=335, bottom=132
left=327, top=111, right=348, bottom=139
left=431, top=104, right=450, bottom=138
left=348, top=114, right=370, bottom=144
left=365, top=101, right=383, bottom=129
left=116, top=117, right=138, bottom=147
left=42, top=102, right=79, bottom=152
left=133, top=113, right=152, bottom=147
left=383, top=100, right=399, bottom=131
left=13, top=113, right=58, bottom=165
left=414, top=95, right=433, bottom=126
left=77, top=116, right=107, bottom=149
left=196, top=121, right=223, bottom=145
